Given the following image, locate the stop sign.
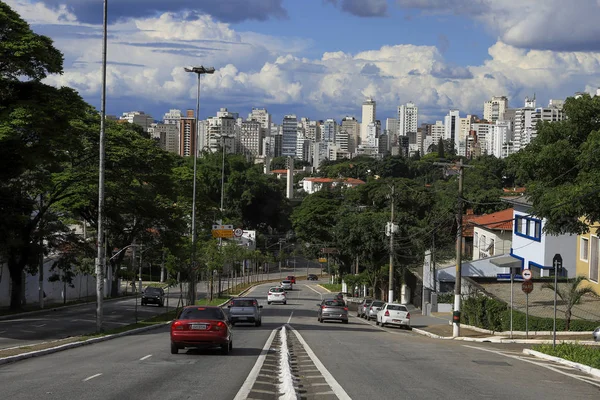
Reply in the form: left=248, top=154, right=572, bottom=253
left=522, top=280, right=534, bottom=294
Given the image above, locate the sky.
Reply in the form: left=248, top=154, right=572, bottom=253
left=6, top=0, right=600, bottom=124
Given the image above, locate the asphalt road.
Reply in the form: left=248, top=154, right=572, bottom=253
left=0, top=266, right=323, bottom=350
left=2, top=280, right=599, bottom=399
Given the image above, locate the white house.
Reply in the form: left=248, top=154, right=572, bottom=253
left=497, top=196, right=577, bottom=278
left=300, top=177, right=365, bottom=195
left=471, top=208, right=514, bottom=260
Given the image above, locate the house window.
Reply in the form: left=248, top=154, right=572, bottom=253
left=474, top=232, right=479, bottom=247
left=480, top=235, right=486, bottom=250
left=591, top=236, right=599, bottom=283
left=489, top=239, right=495, bottom=256
left=580, top=237, right=589, bottom=261
left=514, top=215, right=542, bottom=241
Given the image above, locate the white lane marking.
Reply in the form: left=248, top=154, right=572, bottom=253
left=0, top=330, right=6, bottom=334
left=463, top=345, right=600, bottom=388
left=233, top=328, right=278, bottom=400
left=288, top=326, right=352, bottom=399
left=20, top=330, right=35, bottom=333
left=33, top=324, right=47, bottom=328
left=304, top=285, right=324, bottom=296
left=83, top=373, right=102, bottom=382
left=287, top=311, right=294, bottom=324
left=140, top=354, right=152, bottom=361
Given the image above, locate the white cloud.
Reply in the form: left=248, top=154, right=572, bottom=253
left=396, top=0, right=600, bottom=52
left=8, top=1, right=600, bottom=122
left=7, top=0, right=78, bottom=24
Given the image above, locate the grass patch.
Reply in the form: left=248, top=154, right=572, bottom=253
left=320, top=284, right=342, bottom=292
left=195, top=297, right=231, bottom=306
left=533, top=343, right=600, bottom=369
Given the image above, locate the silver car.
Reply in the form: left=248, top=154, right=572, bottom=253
left=281, top=280, right=293, bottom=291
left=227, top=297, right=262, bottom=326
left=357, top=298, right=373, bottom=317
left=364, top=300, right=385, bottom=320
left=594, top=326, right=600, bottom=342
left=317, top=299, right=348, bottom=324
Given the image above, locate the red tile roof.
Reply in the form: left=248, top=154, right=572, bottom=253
left=469, top=208, right=514, bottom=231
left=503, top=187, right=526, bottom=194
left=462, top=212, right=481, bottom=237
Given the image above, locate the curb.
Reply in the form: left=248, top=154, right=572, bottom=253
left=523, top=349, right=600, bottom=379
left=457, top=323, right=594, bottom=337
left=409, top=328, right=600, bottom=345
left=0, top=321, right=170, bottom=366
left=411, top=328, right=451, bottom=340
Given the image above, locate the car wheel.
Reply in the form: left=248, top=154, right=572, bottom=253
left=170, top=342, right=178, bottom=354
left=381, top=321, right=385, bottom=328
left=229, top=341, right=233, bottom=351
left=159, top=302, right=164, bottom=307
left=267, top=301, right=271, bottom=305
left=255, top=320, right=260, bottom=327
left=231, top=321, right=236, bottom=326
left=375, top=319, right=379, bottom=326
left=343, top=320, right=348, bottom=324
left=283, top=301, right=287, bottom=305
left=221, top=342, right=230, bottom=355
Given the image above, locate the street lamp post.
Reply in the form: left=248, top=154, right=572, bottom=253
left=184, top=65, right=215, bottom=305
left=95, top=0, right=108, bottom=333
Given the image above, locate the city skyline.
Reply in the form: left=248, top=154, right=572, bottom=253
left=6, top=0, right=600, bottom=123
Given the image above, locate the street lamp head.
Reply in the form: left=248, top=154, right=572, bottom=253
left=184, top=66, right=216, bottom=74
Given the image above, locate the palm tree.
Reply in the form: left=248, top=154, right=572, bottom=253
left=541, top=276, right=598, bottom=330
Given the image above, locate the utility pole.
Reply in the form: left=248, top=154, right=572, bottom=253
left=434, top=159, right=472, bottom=337
left=388, top=185, right=395, bottom=303
left=95, top=0, right=108, bottom=333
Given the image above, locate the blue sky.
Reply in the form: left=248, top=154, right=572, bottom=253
left=7, top=0, right=600, bottom=124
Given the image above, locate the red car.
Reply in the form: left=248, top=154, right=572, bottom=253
left=287, top=275, right=296, bottom=284
left=170, top=306, right=233, bottom=355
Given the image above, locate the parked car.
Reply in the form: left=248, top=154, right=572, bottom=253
left=594, top=326, right=600, bottom=342
left=141, top=286, right=164, bottom=307
left=364, top=300, right=385, bottom=320
left=376, top=303, right=411, bottom=329
left=317, top=299, right=348, bottom=324
left=334, top=292, right=344, bottom=301
left=267, top=286, right=287, bottom=305
left=357, top=298, right=373, bottom=317
left=307, top=274, right=318, bottom=281
left=281, top=280, right=293, bottom=291
left=170, top=306, right=232, bottom=355
left=287, top=275, right=296, bottom=284
left=227, top=298, right=262, bottom=326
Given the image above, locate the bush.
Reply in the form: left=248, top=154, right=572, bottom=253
left=436, top=292, right=454, bottom=303
left=533, top=343, right=600, bottom=369
left=461, top=294, right=600, bottom=332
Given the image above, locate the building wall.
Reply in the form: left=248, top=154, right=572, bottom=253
left=473, top=227, right=512, bottom=260
left=575, top=224, right=600, bottom=295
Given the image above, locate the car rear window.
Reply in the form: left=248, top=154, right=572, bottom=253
left=179, top=307, right=224, bottom=320
left=364, top=299, right=373, bottom=304
left=270, top=287, right=284, bottom=292
left=387, top=305, right=408, bottom=312
left=323, top=300, right=344, bottom=307
left=282, top=280, right=291, bottom=283
left=372, top=301, right=385, bottom=307
left=231, top=299, right=257, bottom=307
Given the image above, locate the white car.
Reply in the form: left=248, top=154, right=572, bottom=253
left=267, top=287, right=287, bottom=305
left=376, top=303, right=410, bottom=329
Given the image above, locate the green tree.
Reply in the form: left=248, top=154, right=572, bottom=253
left=437, top=138, right=445, bottom=159
left=506, top=94, right=600, bottom=235
left=541, top=276, right=598, bottom=330
left=0, top=4, right=94, bottom=309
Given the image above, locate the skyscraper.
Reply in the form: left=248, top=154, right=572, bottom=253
left=282, top=115, right=298, bottom=157
left=361, top=98, right=376, bottom=145
left=483, top=96, right=508, bottom=123
left=398, top=102, right=418, bottom=136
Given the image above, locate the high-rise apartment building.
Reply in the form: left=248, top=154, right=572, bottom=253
left=430, top=121, right=445, bottom=151
left=483, top=96, right=508, bottom=123
left=321, top=119, right=338, bottom=143
left=341, top=116, right=360, bottom=152
left=207, top=108, right=237, bottom=154
left=239, top=120, right=263, bottom=159
left=120, top=111, right=154, bottom=131
left=361, top=98, right=376, bottom=145
left=248, top=108, right=271, bottom=130
left=282, top=115, right=298, bottom=157
left=163, top=109, right=182, bottom=125
left=398, top=102, right=418, bottom=136
left=305, top=120, right=321, bottom=142
left=179, top=109, right=196, bottom=157
left=444, top=110, right=460, bottom=151
left=149, top=123, right=179, bottom=154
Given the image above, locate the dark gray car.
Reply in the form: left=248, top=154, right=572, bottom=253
left=141, top=287, right=164, bottom=307
left=317, top=299, right=348, bottom=324
left=227, top=298, right=262, bottom=326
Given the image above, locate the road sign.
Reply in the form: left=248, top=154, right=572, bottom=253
left=553, top=253, right=563, bottom=272
left=318, top=257, right=327, bottom=263
left=522, top=269, right=532, bottom=280
left=234, top=228, right=243, bottom=237
left=522, top=280, right=534, bottom=294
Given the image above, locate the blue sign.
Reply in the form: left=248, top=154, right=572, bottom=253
left=497, top=274, right=524, bottom=281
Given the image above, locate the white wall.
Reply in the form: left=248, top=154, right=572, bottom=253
left=0, top=259, right=98, bottom=308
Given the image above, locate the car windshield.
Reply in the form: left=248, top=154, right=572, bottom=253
left=178, top=307, right=224, bottom=320
left=231, top=299, right=257, bottom=307
left=145, top=287, right=161, bottom=294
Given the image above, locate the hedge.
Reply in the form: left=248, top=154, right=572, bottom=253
left=461, top=295, right=600, bottom=332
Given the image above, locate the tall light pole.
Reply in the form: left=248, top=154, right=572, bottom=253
left=184, top=66, right=215, bottom=305
left=95, top=0, right=108, bottom=333
left=388, top=185, right=395, bottom=303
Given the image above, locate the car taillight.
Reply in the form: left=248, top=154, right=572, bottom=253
left=321, top=305, right=326, bottom=309
left=172, top=321, right=185, bottom=330
left=212, top=321, right=226, bottom=331
left=344, top=307, right=348, bottom=311
left=385, top=310, right=390, bottom=317
left=406, top=313, right=410, bottom=319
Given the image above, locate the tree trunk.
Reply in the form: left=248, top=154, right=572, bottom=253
left=565, top=308, right=572, bottom=331
left=8, top=262, right=23, bottom=310
left=110, top=263, right=119, bottom=297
